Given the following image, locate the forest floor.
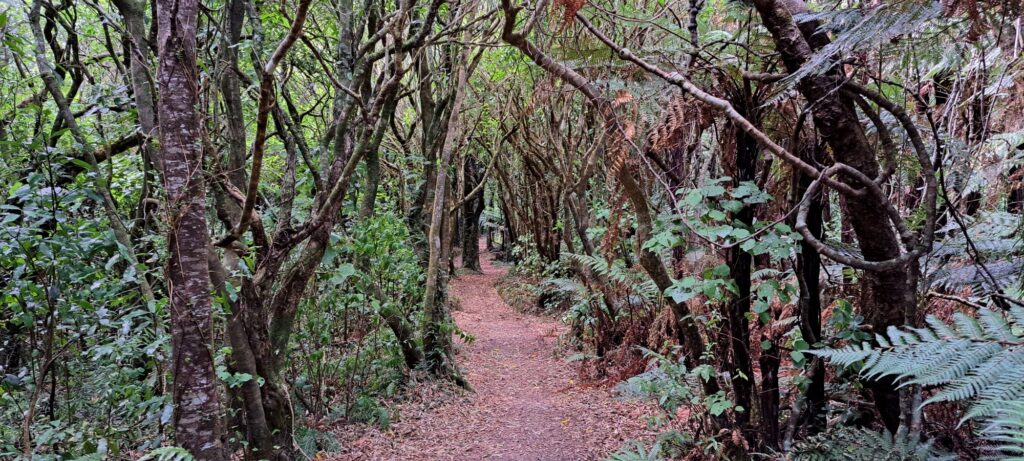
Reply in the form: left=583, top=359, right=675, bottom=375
left=329, top=245, right=660, bottom=460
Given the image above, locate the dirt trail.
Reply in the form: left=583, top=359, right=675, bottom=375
left=332, top=247, right=657, bottom=460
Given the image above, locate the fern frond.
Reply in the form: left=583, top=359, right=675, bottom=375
left=981, top=400, right=1024, bottom=460
left=777, top=2, right=943, bottom=89
left=928, top=259, right=1024, bottom=295
left=565, top=253, right=660, bottom=301
left=790, top=426, right=954, bottom=460
left=815, top=307, right=1024, bottom=449
left=139, top=447, right=195, bottom=461
left=814, top=308, right=1024, bottom=417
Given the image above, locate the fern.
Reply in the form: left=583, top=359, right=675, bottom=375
left=927, top=259, right=1024, bottom=295
left=605, top=440, right=666, bottom=461
left=927, top=211, right=1023, bottom=295
left=814, top=308, right=1024, bottom=454
left=770, top=2, right=943, bottom=93
left=814, top=308, right=1024, bottom=417
left=566, top=253, right=660, bottom=300
left=138, top=447, right=194, bottom=461
left=790, top=426, right=954, bottom=461
left=982, top=400, right=1024, bottom=460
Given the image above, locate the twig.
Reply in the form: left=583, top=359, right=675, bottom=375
left=927, top=291, right=987, bottom=310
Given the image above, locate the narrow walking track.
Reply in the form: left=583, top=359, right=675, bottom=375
left=331, top=248, right=659, bottom=460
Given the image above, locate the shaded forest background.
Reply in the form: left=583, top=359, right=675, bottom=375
left=1, top=0, right=1024, bottom=459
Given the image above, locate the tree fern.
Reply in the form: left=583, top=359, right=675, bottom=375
left=927, top=260, right=1024, bottom=295
left=982, top=400, right=1024, bottom=460
left=927, top=210, right=1023, bottom=296
left=771, top=2, right=943, bottom=93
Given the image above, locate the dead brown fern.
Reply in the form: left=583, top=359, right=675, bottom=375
left=552, top=0, right=586, bottom=26
left=647, top=93, right=708, bottom=156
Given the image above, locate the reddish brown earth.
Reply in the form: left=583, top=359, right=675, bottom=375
left=329, top=249, right=659, bottom=460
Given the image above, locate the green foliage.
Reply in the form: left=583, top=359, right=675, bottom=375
left=567, top=253, right=659, bottom=301
left=814, top=307, right=1024, bottom=419
left=606, top=440, right=667, bottom=461
left=790, top=426, right=954, bottom=461
left=138, top=447, right=194, bottom=461
left=534, top=277, right=583, bottom=313
left=983, top=400, right=1024, bottom=460
left=605, top=431, right=693, bottom=461
left=290, top=212, right=423, bottom=428
left=652, top=179, right=801, bottom=262
left=826, top=299, right=873, bottom=344
left=1, top=168, right=169, bottom=456
left=928, top=211, right=1023, bottom=296
left=617, top=348, right=740, bottom=424
left=814, top=307, right=1024, bottom=455
left=783, top=2, right=944, bottom=89
left=617, top=349, right=698, bottom=418
left=510, top=235, right=564, bottom=277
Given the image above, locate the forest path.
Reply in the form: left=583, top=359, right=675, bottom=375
left=332, top=244, right=657, bottom=460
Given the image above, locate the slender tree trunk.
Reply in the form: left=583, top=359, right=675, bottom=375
left=424, top=57, right=470, bottom=377
left=360, top=147, right=381, bottom=219
left=111, top=0, right=157, bottom=166
left=1010, top=165, right=1023, bottom=214
left=723, top=88, right=758, bottom=439
left=155, top=0, right=225, bottom=456
left=794, top=143, right=826, bottom=433
left=461, top=156, right=485, bottom=271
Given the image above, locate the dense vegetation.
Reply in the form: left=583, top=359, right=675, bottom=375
left=1, top=0, right=1023, bottom=459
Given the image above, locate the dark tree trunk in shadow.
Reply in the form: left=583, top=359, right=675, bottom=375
left=722, top=84, right=759, bottom=440
left=1010, top=165, right=1023, bottom=214
left=462, top=156, right=485, bottom=271
left=794, top=143, right=826, bottom=434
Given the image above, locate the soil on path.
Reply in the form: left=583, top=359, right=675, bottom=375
left=330, top=248, right=659, bottom=460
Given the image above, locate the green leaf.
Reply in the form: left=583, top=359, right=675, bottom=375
left=703, top=184, right=726, bottom=197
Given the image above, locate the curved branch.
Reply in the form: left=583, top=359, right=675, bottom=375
left=222, top=0, right=313, bottom=247
left=448, top=138, right=503, bottom=214
left=795, top=164, right=922, bottom=271
left=843, top=80, right=938, bottom=255
left=574, top=12, right=862, bottom=198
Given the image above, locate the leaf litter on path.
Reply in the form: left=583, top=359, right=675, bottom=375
left=330, top=249, right=660, bottom=460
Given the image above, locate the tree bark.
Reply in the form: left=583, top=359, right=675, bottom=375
left=155, top=0, right=225, bottom=456
left=111, top=0, right=158, bottom=170
left=722, top=85, right=759, bottom=438
left=794, top=143, right=826, bottom=433
left=423, top=55, right=470, bottom=376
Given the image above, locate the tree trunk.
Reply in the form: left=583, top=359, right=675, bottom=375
left=723, top=86, right=758, bottom=439
left=156, top=0, right=225, bottom=456
left=752, top=0, right=917, bottom=432
left=794, top=144, right=826, bottom=433
left=1010, top=165, right=1023, bottom=214
left=423, top=56, right=470, bottom=377
left=461, top=156, right=485, bottom=271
